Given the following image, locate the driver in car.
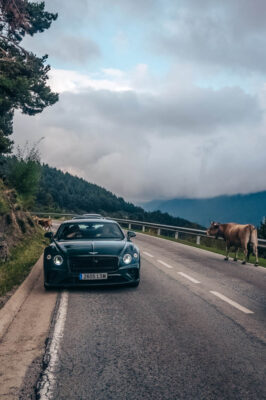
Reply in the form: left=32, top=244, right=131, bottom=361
left=64, top=224, right=81, bottom=239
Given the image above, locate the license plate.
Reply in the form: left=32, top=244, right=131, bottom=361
left=79, top=273, right=108, bottom=280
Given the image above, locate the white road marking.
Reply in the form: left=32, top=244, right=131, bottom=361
left=210, top=291, right=254, bottom=314
left=143, top=251, right=154, bottom=258
left=178, top=272, right=200, bottom=284
left=38, top=291, right=69, bottom=399
left=158, top=259, right=173, bottom=269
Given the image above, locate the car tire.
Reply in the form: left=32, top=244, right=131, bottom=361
left=44, top=282, right=53, bottom=291
left=128, top=280, right=140, bottom=288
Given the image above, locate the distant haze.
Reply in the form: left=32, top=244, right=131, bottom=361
left=142, top=191, right=266, bottom=228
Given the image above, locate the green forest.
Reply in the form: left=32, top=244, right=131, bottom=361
left=35, top=164, right=203, bottom=228
left=0, top=154, right=201, bottom=228
left=36, top=163, right=266, bottom=236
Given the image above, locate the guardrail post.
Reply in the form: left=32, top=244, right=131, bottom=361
left=157, top=228, right=161, bottom=236
left=142, top=225, right=145, bottom=233
left=128, top=223, right=131, bottom=230
left=175, top=231, right=179, bottom=239
left=196, top=235, right=201, bottom=245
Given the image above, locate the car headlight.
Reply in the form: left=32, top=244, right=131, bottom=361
left=123, top=254, right=132, bottom=264
left=53, top=254, right=64, bottom=266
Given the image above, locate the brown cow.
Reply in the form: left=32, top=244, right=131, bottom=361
left=207, top=222, right=259, bottom=266
left=34, top=217, right=52, bottom=231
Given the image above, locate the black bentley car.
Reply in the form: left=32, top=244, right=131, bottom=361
left=43, top=218, right=140, bottom=288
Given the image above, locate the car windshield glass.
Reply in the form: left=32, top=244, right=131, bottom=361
left=57, top=222, right=124, bottom=240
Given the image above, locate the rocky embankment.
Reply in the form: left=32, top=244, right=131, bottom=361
left=0, top=181, right=38, bottom=262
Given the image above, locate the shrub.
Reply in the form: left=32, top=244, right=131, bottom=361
left=6, top=142, right=42, bottom=208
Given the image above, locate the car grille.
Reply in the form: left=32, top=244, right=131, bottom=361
left=69, top=256, right=119, bottom=273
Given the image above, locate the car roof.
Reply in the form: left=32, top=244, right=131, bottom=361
left=63, top=218, right=117, bottom=224
left=72, top=214, right=103, bottom=219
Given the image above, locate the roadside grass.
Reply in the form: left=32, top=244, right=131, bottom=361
left=131, top=228, right=266, bottom=268
left=0, top=230, right=48, bottom=297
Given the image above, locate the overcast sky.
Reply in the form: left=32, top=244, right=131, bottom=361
left=13, top=0, right=266, bottom=202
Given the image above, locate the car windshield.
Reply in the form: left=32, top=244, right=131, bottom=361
left=57, top=222, right=124, bottom=241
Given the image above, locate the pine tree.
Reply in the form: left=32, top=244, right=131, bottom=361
left=0, top=0, right=58, bottom=153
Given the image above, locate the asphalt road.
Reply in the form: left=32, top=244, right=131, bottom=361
left=36, top=233, right=266, bottom=400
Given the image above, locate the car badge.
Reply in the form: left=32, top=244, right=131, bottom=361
left=89, top=251, right=98, bottom=255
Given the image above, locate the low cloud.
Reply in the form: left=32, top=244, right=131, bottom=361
left=12, top=69, right=266, bottom=202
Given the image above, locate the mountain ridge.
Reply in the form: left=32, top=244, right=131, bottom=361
left=142, top=191, right=266, bottom=228
left=34, top=164, right=203, bottom=229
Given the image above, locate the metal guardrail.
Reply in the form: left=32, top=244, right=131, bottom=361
left=31, top=212, right=266, bottom=249
left=113, top=218, right=266, bottom=249
left=32, top=212, right=76, bottom=217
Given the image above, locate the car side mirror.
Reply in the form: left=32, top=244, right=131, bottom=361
left=44, top=232, right=54, bottom=240
left=127, top=231, right=136, bottom=240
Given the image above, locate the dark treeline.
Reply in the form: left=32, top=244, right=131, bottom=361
left=35, top=164, right=202, bottom=229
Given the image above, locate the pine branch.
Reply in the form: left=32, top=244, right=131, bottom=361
left=0, top=33, right=30, bottom=58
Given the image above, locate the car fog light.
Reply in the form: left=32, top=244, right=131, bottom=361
left=46, top=254, right=52, bottom=260
left=133, top=253, right=138, bottom=259
left=53, top=254, right=63, bottom=266
left=123, top=254, right=132, bottom=264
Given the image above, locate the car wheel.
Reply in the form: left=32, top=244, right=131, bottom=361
left=44, top=282, right=51, bottom=290
left=44, top=282, right=56, bottom=291
left=128, top=280, right=140, bottom=288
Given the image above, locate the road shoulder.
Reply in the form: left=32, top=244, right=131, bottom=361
left=0, top=256, right=57, bottom=399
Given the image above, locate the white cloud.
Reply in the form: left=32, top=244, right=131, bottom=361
left=48, top=69, right=132, bottom=93
left=12, top=66, right=266, bottom=202
left=11, top=1, right=266, bottom=203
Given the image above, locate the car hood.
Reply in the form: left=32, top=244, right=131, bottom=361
left=54, top=239, right=128, bottom=256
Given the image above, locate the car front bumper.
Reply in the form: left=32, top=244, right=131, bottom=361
left=44, top=263, right=140, bottom=287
